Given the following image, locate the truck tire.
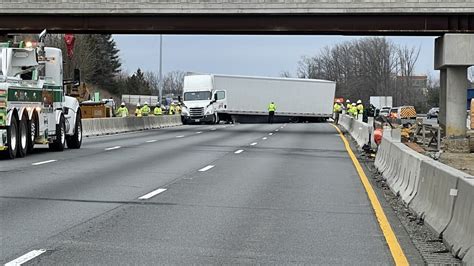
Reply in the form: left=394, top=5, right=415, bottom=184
left=6, top=116, right=18, bottom=159
left=27, top=113, right=38, bottom=153
left=66, top=113, right=82, bottom=149
left=49, top=115, right=66, bottom=151
left=17, top=115, right=28, bottom=158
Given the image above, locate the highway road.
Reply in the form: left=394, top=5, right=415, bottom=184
left=1, top=123, right=422, bottom=264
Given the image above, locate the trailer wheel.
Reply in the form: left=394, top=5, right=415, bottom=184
left=6, top=116, right=19, bottom=159
left=27, top=112, right=38, bottom=153
left=49, top=115, right=66, bottom=151
left=66, top=112, right=82, bottom=149
left=17, top=115, right=28, bottom=158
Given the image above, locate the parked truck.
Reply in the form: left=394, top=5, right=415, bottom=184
left=180, top=74, right=336, bottom=124
left=0, top=30, right=82, bottom=159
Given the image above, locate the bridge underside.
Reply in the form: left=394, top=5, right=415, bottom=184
left=0, top=14, right=472, bottom=35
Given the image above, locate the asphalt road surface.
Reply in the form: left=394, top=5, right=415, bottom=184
left=1, top=123, right=421, bottom=264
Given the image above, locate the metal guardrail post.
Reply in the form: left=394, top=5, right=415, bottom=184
left=422, top=124, right=426, bottom=147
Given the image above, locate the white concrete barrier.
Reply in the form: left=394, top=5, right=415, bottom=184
left=374, top=134, right=474, bottom=264
left=82, top=115, right=182, bottom=137
left=338, top=114, right=376, bottom=149
left=409, top=160, right=461, bottom=236
left=443, top=177, right=474, bottom=260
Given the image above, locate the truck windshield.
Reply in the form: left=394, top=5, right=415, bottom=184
left=184, top=91, right=211, bottom=101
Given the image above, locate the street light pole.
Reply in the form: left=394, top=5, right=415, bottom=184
left=159, top=34, right=163, bottom=104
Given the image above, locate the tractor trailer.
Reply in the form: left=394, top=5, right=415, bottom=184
left=0, top=31, right=82, bottom=159
left=180, top=74, right=336, bottom=124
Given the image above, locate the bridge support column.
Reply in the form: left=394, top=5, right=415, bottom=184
left=435, top=34, right=474, bottom=153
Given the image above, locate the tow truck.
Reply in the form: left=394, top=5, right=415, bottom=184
left=0, top=30, right=82, bottom=159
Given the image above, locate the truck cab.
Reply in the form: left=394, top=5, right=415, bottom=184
left=181, top=75, right=226, bottom=124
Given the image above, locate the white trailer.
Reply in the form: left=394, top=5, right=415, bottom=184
left=370, top=96, right=393, bottom=110
left=180, top=74, right=336, bottom=123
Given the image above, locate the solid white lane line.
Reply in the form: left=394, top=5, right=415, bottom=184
left=146, top=140, right=157, bottom=143
left=32, top=160, right=57, bottom=166
left=196, top=131, right=203, bottom=134
left=269, top=133, right=273, bottom=135
left=5, top=249, right=47, bottom=266
left=105, top=146, right=121, bottom=151
left=234, top=149, right=244, bottom=154
left=198, top=165, right=215, bottom=172
left=262, top=137, right=267, bottom=140
left=250, top=142, right=258, bottom=146
left=176, top=135, right=184, bottom=138
left=138, top=188, right=167, bottom=200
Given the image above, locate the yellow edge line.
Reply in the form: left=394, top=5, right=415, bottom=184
left=332, top=124, right=409, bottom=266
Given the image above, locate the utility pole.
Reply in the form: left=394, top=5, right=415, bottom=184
left=159, top=35, right=163, bottom=104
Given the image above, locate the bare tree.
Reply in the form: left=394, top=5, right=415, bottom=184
left=162, top=71, right=185, bottom=96
left=279, top=71, right=292, bottom=78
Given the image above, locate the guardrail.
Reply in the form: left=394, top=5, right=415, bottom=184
left=374, top=132, right=474, bottom=264
left=82, top=115, right=183, bottom=137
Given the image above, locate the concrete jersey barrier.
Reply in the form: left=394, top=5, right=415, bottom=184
left=338, top=114, right=376, bottom=149
left=374, top=134, right=474, bottom=264
left=82, top=115, right=183, bottom=137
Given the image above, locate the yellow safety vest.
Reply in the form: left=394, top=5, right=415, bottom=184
left=135, top=108, right=142, bottom=117
left=268, top=103, right=276, bottom=112
left=154, top=107, right=163, bottom=115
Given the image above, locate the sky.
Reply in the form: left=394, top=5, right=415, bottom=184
left=114, top=35, right=437, bottom=78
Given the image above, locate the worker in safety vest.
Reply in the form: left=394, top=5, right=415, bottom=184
left=168, top=103, right=176, bottom=115
left=349, top=103, right=358, bottom=118
left=116, top=102, right=129, bottom=117
left=153, top=103, right=163, bottom=115
left=141, top=101, right=151, bottom=116
left=268, top=101, right=276, bottom=124
left=135, top=103, right=142, bottom=117
left=356, top=100, right=364, bottom=120
left=175, top=103, right=182, bottom=114
left=333, top=102, right=342, bottom=125
left=345, top=99, right=351, bottom=114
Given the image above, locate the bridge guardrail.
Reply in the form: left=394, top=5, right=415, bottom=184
left=82, top=116, right=182, bottom=137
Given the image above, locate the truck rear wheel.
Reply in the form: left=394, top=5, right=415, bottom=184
left=27, top=113, right=38, bottom=153
left=49, top=115, right=66, bottom=152
left=66, top=113, right=82, bottom=149
left=17, top=115, right=28, bottom=158
left=6, top=116, right=18, bottom=159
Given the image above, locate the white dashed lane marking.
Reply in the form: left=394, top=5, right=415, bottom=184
left=146, top=140, right=157, bottom=143
left=234, top=149, right=244, bottom=154
left=138, top=188, right=167, bottom=200
left=105, top=146, right=121, bottom=151
left=198, top=165, right=215, bottom=172
left=5, top=249, right=47, bottom=266
left=250, top=142, right=258, bottom=146
left=176, top=135, right=184, bottom=138
left=262, top=137, right=267, bottom=140
left=32, top=160, right=57, bottom=166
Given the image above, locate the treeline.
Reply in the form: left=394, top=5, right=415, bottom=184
left=293, top=37, right=439, bottom=112
left=45, top=34, right=184, bottom=98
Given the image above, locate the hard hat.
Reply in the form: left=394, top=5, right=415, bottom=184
left=136, top=103, right=141, bottom=107
left=121, top=102, right=125, bottom=106
left=346, top=99, right=350, bottom=103
left=144, top=101, right=148, bottom=105
left=357, top=100, right=362, bottom=104
left=352, top=103, right=356, bottom=106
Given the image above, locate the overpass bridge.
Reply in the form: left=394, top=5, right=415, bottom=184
left=0, top=1, right=473, bottom=34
